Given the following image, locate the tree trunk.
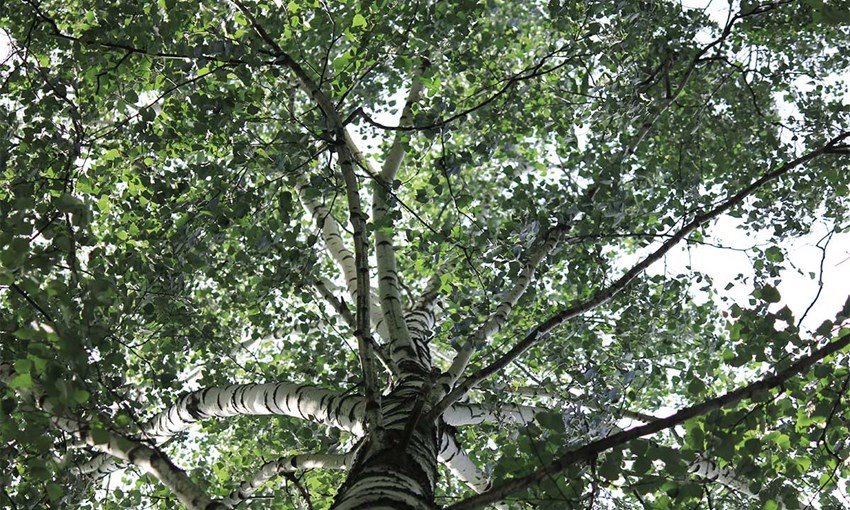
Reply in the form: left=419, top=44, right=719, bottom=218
left=332, top=379, right=440, bottom=510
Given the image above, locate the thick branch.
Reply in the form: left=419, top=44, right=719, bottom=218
left=75, top=381, right=365, bottom=477
left=232, top=0, right=383, bottom=437
left=372, top=63, right=426, bottom=370
left=444, top=332, right=850, bottom=510
left=439, top=431, right=493, bottom=494
left=432, top=134, right=849, bottom=416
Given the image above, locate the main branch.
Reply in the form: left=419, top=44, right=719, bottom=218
left=233, top=0, right=383, bottom=439
left=372, top=62, right=426, bottom=371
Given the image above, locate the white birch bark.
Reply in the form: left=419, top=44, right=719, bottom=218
left=443, top=403, right=542, bottom=427
left=330, top=379, right=439, bottom=510
left=222, top=451, right=352, bottom=507
left=371, top=66, right=425, bottom=369
left=295, top=172, right=359, bottom=300
left=439, top=431, right=492, bottom=493
left=0, top=362, right=222, bottom=510
left=76, top=381, right=365, bottom=477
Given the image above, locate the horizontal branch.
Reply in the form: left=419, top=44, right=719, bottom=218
left=445, top=331, right=850, bottom=510
left=221, top=451, right=352, bottom=507
left=76, top=381, right=365, bottom=477
left=444, top=403, right=543, bottom=427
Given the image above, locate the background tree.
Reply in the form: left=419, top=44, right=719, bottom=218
left=2, top=0, right=850, bottom=509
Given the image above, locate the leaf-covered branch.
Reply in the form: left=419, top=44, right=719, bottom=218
left=434, top=133, right=850, bottom=414
left=445, top=331, right=850, bottom=510
left=0, top=363, right=223, bottom=509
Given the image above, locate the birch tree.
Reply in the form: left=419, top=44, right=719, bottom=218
left=2, top=1, right=850, bottom=509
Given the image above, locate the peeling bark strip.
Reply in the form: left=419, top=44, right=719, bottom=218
left=0, top=363, right=222, bottom=510
left=445, top=333, right=850, bottom=510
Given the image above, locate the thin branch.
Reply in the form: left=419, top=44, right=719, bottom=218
left=22, top=0, right=248, bottom=64
left=444, top=331, right=850, bottom=510
left=797, top=229, right=833, bottom=330
left=354, top=46, right=581, bottom=132
left=623, top=0, right=793, bottom=159
left=10, top=283, right=54, bottom=324
left=221, top=451, right=352, bottom=507
left=312, top=276, right=399, bottom=377
left=431, top=133, right=850, bottom=416
left=0, top=363, right=223, bottom=510
left=436, top=225, right=568, bottom=396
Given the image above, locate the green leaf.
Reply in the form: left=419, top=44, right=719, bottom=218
left=97, top=195, right=111, bottom=213
left=815, top=320, right=833, bottom=336
left=352, top=13, right=367, bottom=28
left=760, top=285, right=782, bottom=303
left=90, top=427, right=111, bottom=445
left=103, top=148, right=122, bottom=161
left=9, top=373, right=32, bottom=389
left=535, top=412, right=565, bottom=432
left=56, top=193, right=84, bottom=213
left=73, top=389, right=91, bottom=404
left=46, top=483, right=63, bottom=502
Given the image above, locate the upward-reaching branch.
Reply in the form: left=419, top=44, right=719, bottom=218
left=433, top=225, right=567, bottom=403
left=295, top=173, right=358, bottom=299
left=233, top=0, right=384, bottom=438
left=431, top=133, right=850, bottom=416
left=373, top=63, right=427, bottom=370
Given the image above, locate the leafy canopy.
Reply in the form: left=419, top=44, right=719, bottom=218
left=1, top=0, right=850, bottom=509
